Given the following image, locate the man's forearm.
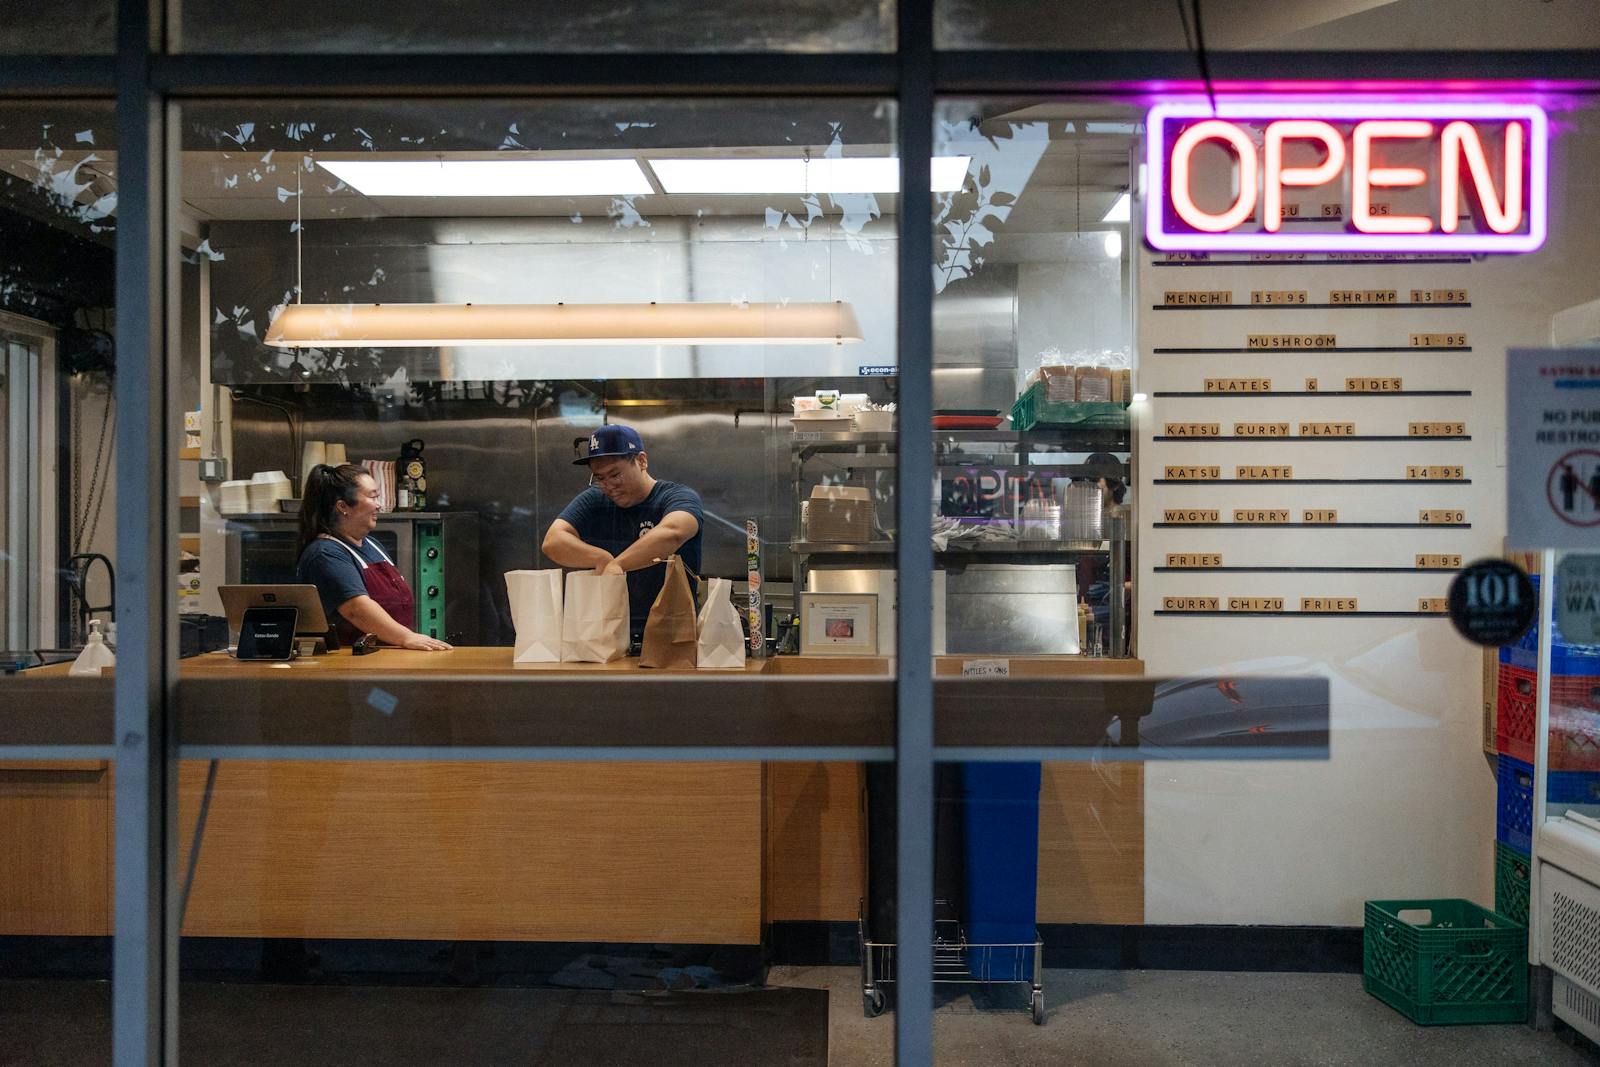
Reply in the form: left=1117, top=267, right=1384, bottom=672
left=613, top=521, right=694, bottom=572
left=543, top=530, right=613, bottom=569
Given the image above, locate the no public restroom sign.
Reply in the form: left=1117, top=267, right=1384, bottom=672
left=1508, top=348, right=1600, bottom=548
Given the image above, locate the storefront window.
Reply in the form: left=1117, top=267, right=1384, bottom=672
left=937, top=0, right=1600, bottom=52
left=0, top=100, right=116, bottom=1066
left=0, top=1, right=112, bottom=54
left=172, top=0, right=894, bottom=54
left=916, top=91, right=1600, bottom=1052
left=165, top=97, right=897, bottom=1061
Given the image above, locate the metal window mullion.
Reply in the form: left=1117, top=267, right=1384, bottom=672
left=895, top=0, right=936, bottom=1062
left=113, top=0, right=177, bottom=1064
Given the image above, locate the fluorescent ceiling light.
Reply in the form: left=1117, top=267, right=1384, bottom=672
left=264, top=301, right=864, bottom=347
left=1101, top=191, right=1131, bottom=223
left=316, top=158, right=654, bottom=197
left=649, top=156, right=971, bottom=194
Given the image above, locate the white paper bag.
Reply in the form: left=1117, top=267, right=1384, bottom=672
left=505, top=569, right=563, bottom=664
left=561, top=571, right=630, bottom=663
left=696, top=577, right=747, bottom=670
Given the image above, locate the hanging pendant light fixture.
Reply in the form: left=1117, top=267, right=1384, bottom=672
left=264, top=300, right=864, bottom=348
left=269, top=150, right=864, bottom=350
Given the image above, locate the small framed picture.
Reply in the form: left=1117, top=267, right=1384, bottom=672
left=800, top=592, right=878, bottom=656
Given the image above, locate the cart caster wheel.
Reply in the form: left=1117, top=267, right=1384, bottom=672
left=864, top=990, right=886, bottom=1018
left=1031, top=990, right=1045, bottom=1025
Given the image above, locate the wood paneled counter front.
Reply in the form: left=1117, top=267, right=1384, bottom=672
left=0, top=651, right=1147, bottom=942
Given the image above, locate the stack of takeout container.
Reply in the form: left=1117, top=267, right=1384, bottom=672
left=802, top=484, right=874, bottom=542
left=247, top=470, right=293, bottom=513
left=219, top=480, right=250, bottom=515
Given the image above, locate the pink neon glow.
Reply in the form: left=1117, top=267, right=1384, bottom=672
left=1145, top=98, right=1548, bottom=253
left=1440, top=120, right=1524, bottom=233
left=1263, top=120, right=1344, bottom=233
left=1169, top=120, right=1259, bottom=232
left=1351, top=120, right=1433, bottom=234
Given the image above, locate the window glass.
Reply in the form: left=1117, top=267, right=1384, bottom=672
left=922, top=94, right=1600, bottom=1058
left=0, top=0, right=113, bottom=54
left=937, top=0, right=1600, bottom=51
left=0, top=100, right=116, bottom=1066
left=171, top=97, right=895, bottom=1061
left=174, top=0, right=893, bottom=54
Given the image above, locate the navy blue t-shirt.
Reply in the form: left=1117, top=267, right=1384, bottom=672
left=296, top=535, right=387, bottom=626
left=557, top=479, right=704, bottom=630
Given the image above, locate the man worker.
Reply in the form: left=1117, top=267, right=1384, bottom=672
left=542, top=424, right=704, bottom=643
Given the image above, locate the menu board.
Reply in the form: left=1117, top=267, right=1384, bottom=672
left=1141, top=249, right=1483, bottom=617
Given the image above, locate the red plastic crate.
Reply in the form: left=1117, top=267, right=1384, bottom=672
left=1496, top=663, right=1536, bottom=763
left=1551, top=674, right=1600, bottom=771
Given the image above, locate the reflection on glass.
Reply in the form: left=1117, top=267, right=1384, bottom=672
left=170, top=99, right=897, bottom=1061
left=932, top=102, right=1135, bottom=662
left=0, top=101, right=116, bottom=1067
left=938, top=0, right=1600, bottom=51
left=178, top=99, right=896, bottom=675
left=175, top=0, right=893, bottom=54
left=169, top=757, right=886, bottom=1062
left=0, top=0, right=113, bottom=54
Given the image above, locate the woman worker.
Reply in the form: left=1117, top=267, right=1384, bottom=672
left=295, top=463, right=452, bottom=651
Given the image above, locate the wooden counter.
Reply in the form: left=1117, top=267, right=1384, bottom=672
left=1, top=651, right=1149, bottom=939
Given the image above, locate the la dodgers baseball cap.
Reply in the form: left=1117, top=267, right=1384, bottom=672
left=574, top=424, right=644, bottom=465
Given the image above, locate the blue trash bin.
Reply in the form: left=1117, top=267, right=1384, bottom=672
left=960, top=761, right=1041, bottom=977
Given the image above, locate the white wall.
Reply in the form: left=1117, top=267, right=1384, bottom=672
left=1135, top=103, right=1600, bottom=925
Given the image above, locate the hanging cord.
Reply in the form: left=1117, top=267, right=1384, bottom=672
left=1174, top=0, right=1218, bottom=114
left=295, top=165, right=303, bottom=304
left=231, top=390, right=301, bottom=491
left=73, top=380, right=114, bottom=554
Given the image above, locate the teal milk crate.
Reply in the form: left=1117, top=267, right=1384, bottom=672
left=1009, top=383, right=1129, bottom=432
left=1362, top=898, right=1527, bottom=1025
left=1494, top=842, right=1531, bottom=928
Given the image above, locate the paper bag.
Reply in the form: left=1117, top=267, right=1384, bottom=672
left=561, top=571, right=630, bottom=663
left=696, top=577, right=747, bottom=670
left=506, top=569, right=563, bottom=663
left=639, top=555, right=699, bottom=669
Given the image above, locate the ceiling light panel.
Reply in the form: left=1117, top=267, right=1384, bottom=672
left=316, top=158, right=654, bottom=197
left=649, top=156, right=972, bottom=194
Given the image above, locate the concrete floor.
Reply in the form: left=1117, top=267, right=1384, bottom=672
left=768, top=966, right=1600, bottom=1066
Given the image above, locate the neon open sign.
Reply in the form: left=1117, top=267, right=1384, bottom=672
left=1145, top=100, right=1548, bottom=253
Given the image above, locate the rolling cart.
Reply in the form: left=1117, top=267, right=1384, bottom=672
left=859, top=903, right=1045, bottom=1025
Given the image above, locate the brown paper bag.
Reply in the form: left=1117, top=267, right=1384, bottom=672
left=639, top=555, right=698, bottom=669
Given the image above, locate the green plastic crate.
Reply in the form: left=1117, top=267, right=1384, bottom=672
left=1363, top=899, right=1527, bottom=1025
left=1494, top=842, right=1531, bottom=928
left=1009, top=383, right=1129, bottom=432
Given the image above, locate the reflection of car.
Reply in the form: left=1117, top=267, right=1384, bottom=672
left=1103, top=674, right=1330, bottom=760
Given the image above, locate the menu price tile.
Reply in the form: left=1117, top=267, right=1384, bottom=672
left=1166, top=554, right=1222, bottom=567
left=1406, top=465, right=1465, bottom=480
left=1302, top=597, right=1359, bottom=613
left=1163, top=597, right=1220, bottom=612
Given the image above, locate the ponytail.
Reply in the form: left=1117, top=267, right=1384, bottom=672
left=299, top=462, right=369, bottom=553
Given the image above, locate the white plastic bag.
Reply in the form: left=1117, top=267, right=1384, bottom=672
left=696, top=577, right=747, bottom=670
left=505, top=569, right=563, bottom=664
left=561, top=571, right=630, bottom=663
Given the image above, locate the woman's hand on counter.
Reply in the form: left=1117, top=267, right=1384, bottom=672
left=400, top=632, right=454, bottom=652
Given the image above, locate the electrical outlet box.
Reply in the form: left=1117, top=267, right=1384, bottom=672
left=198, top=457, right=228, bottom=482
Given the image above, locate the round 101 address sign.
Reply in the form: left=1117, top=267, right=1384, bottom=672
left=1447, top=559, right=1537, bottom=647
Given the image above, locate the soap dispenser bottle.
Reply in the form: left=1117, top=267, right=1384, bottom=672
left=70, top=619, right=117, bottom=676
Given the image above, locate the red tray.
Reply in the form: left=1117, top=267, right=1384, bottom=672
left=932, top=415, right=1005, bottom=429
